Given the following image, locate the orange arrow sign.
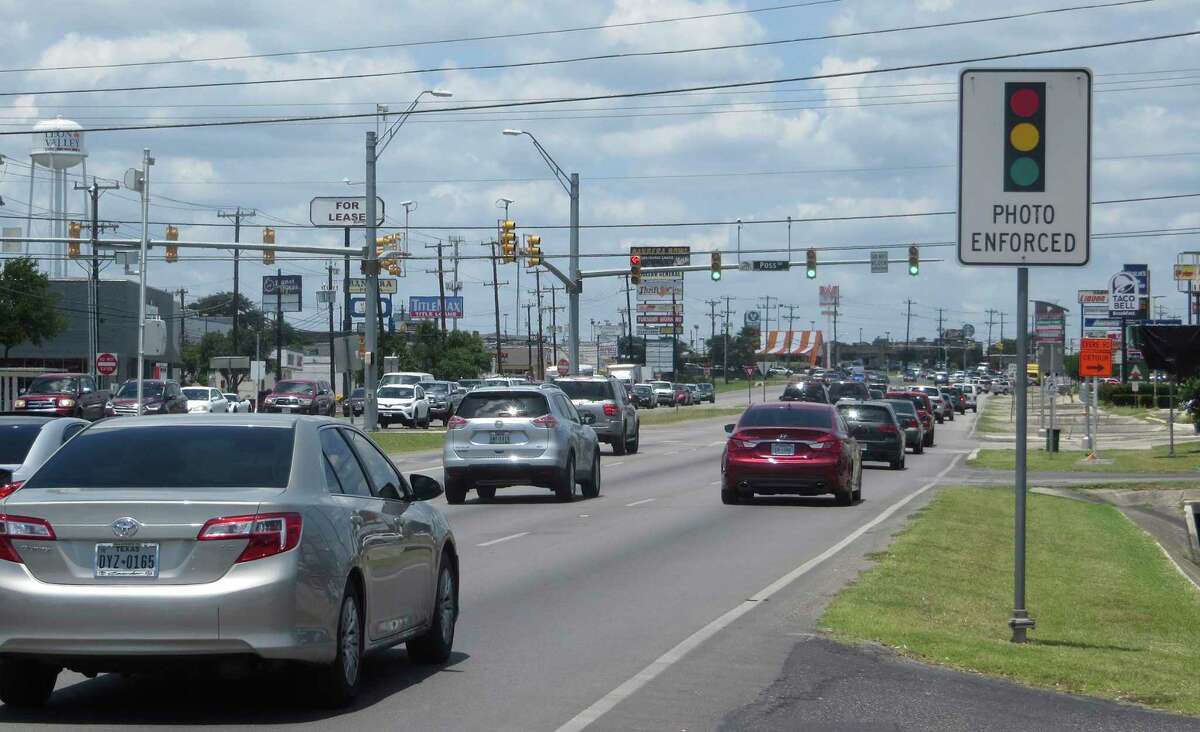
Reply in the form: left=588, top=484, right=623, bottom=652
left=1079, top=338, right=1113, bottom=378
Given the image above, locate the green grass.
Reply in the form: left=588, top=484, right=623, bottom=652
left=821, top=486, right=1200, bottom=716
left=975, top=395, right=1013, bottom=435
left=968, top=444, right=1200, bottom=473
left=369, top=431, right=445, bottom=455
left=638, top=405, right=746, bottom=426
left=713, top=377, right=789, bottom=394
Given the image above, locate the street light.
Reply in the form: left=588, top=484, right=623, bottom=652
left=502, top=128, right=581, bottom=375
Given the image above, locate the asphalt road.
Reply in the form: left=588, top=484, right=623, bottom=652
left=6, top=401, right=1149, bottom=731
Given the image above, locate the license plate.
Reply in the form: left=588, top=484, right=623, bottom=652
left=489, top=431, right=511, bottom=445
left=95, top=542, right=159, bottom=578
left=771, top=442, right=795, bottom=456
left=281, top=407, right=292, bottom=414
left=382, top=411, right=394, bottom=417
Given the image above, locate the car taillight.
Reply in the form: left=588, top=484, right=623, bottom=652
left=811, top=435, right=840, bottom=450
left=728, top=433, right=755, bottom=450
left=448, top=415, right=468, bottom=429
left=0, top=514, right=55, bottom=564
left=197, top=512, right=302, bottom=563
left=879, top=423, right=899, bottom=434
left=0, top=481, right=24, bottom=500
left=603, top=402, right=618, bottom=417
left=532, top=414, right=558, bottom=428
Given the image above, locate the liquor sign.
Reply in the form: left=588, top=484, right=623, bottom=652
left=1174, top=263, right=1200, bottom=282
left=1077, top=289, right=1107, bottom=305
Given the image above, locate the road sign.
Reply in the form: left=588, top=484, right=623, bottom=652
left=408, top=296, right=463, bottom=319
left=963, top=323, right=976, bottom=338
left=350, top=296, right=392, bottom=319
left=1174, top=263, right=1200, bottom=282
left=95, top=352, right=118, bottom=376
left=1078, top=338, right=1112, bottom=377
left=958, top=68, right=1091, bottom=266
left=557, top=358, right=570, bottom=377
left=348, top=277, right=397, bottom=295
left=744, top=311, right=760, bottom=326
left=743, top=365, right=756, bottom=378
left=1129, top=364, right=1143, bottom=381
left=1108, top=271, right=1140, bottom=316
left=870, top=250, right=888, bottom=273
left=745, top=260, right=789, bottom=272
left=262, top=275, right=302, bottom=312
left=309, top=197, right=385, bottom=227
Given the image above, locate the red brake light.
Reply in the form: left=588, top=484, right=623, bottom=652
left=447, top=415, right=468, bottom=429
left=878, top=423, right=899, bottom=434
left=0, top=514, right=55, bottom=564
left=532, top=414, right=558, bottom=428
left=812, top=434, right=840, bottom=450
left=197, top=512, right=302, bottom=563
left=0, top=481, right=24, bottom=500
left=603, top=402, right=618, bottom=417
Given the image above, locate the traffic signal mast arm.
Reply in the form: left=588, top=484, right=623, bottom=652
left=578, top=254, right=941, bottom=279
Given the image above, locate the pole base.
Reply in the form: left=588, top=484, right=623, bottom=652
left=1008, top=613, right=1036, bottom=643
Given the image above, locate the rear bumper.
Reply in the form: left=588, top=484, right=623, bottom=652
left=724, top=458, right=844, bottom=495
left=0, top=551, right=333, bottom=665
left=444, top=461, right=565, bottom=489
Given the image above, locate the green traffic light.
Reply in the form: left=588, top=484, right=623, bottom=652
left=806, top=268, right=816, bottom=279
left=711, top=270, right=721, bottom=281
left=908, top=264, right=920, bottom=276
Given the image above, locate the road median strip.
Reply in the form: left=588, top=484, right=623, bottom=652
left=968, top=445, right=1200, bottom=473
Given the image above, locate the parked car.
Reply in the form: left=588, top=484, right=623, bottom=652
left=827, top=381, right=872, bottom=404
left=419, top=381, right=466, bottom=426
left=651, top=380, right=675, bottom=406
left=376, top=385, right=431, bottom=429
left=182, top=386, right=229, bottom=414
left=343, top=387, right=366, bottom=417
left=223, top=393, right=252, bottom=413
left=837, top=401, right=906, bottom=470
left=442, top=386, right=601, bottom=503
left=261, top=380, right=336, bottom=416
left=883, top=398, right=925, bottom=454
left=695, top=383, right=716, bottom=404
left=721, top=402, right=862, bottom=506
left=781, top=380, right=830, bottom=403
left=12, top=373, right=111, bottom=421
left=554, top=376, right=640, bottom=455
left=0, top=415, right=90, bottom=497
left=380, top=371, right=435, bottom=387
left=0, top=415, right=458, bottom=707
left=630, top=384, right=657, bottom=409
left=673, top=384, right=693, bottom=406
left=110, top=379, right=187, bottom=416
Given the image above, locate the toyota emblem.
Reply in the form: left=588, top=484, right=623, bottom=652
left=111, top=517, right=141, bottom=538
left=495, top=420, right=504, bottom=429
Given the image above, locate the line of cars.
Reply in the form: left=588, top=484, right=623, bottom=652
left=631, top=380, right=715, bottom=408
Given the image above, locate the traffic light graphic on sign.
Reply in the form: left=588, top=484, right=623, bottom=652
left=1004, top=82, right=1045, bottom=193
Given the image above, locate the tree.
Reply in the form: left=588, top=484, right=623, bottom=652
left=405, top=322, right=492, bottom=380
left=706, top=326, right=760, bottom=379
left=0, top=258, right=67, bottom=358
left=187, top=291, right=305, bottom=388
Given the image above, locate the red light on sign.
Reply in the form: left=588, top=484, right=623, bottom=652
left=1009, top=88, right=1040, bottom=117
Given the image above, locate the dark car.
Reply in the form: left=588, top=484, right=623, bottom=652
left=342, top=387, right=365, bottom=417
left=419, top=381, right=466, bottom=426
left=721, top=402, right=861, bottom=506
left=0, top=415, right=90, bottom=496
left=695, top=383, right=716, bottom=404
left=673, top=384, right=693, bottom=406
left=883, top=398, right=925, bottom=454
left=630, top=384, right=657, bottom=409
left=944, top=386, right=967, bottom=414
left=827, top=381, right=872, bottom=403
left=780, top=380, right=829, bottom=404
left=837, top=401, right=905, bottom=470
left=260, top=379, right=336, bottom=415
left=110, top=379, right=187, bottom=416
left=888, top=391, right=935, bottom=447
left=13, top=373, right=111, bottom=421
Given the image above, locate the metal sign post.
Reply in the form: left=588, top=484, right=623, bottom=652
left=958, top=68, right=1091, bottom=643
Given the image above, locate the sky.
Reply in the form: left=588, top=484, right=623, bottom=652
left=0, top=0, right=1197, bottom=353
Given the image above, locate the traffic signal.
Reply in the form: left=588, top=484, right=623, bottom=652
left=908, top=245, right=920, bottom=276
left=526, top=234, right=542, bottom=267
left=262, top=227, right=275, bottom=265
left=805, top=249, right=817, bottom=279
left=165, top=224, right=179, bottom=263
left=67, top=220, right=82, bottom=258
left=500, top=219, right=517, bottom=263
left=630, top=254, right=642, bottom=285
left=710, top=251, right=722, bottom=281
left=1004, top=82, right=1045, bottom=192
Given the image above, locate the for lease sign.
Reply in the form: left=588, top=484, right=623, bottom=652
left=309, top=197, right=385, bottom=227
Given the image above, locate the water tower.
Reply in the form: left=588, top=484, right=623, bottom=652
left=26, top=117, right=88, bottom=278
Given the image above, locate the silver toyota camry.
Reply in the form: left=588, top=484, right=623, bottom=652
left=0, top=414, right=459, bottom=708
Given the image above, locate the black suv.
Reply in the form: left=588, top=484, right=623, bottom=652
left=827, top=381, right=872, bottom=403
left=780, top=381, right=829, bottom=403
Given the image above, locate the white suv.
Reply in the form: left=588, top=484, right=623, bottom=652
left=957, top=383, right=979, bottom=412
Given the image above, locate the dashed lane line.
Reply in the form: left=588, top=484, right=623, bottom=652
left=476, top=532, right=530, bottom=548
left=625, top=498, right=656, bottom=507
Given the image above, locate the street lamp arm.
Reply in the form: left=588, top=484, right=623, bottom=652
left=524, top=133, right=573, bottom=196
left=376, top=93, right=426, bottom=159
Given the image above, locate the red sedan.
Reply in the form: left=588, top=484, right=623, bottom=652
left=721, top=402, right=862, bottom=506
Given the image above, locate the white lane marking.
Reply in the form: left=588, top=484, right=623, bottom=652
left=708, top=480, right=721, bottom=486
left=555, top=454, right=964, bottom=732
left=476, top=532, right=530, bottom=548
left=607, top=461, right=625, bottom=468
left=708, top=440, right=726, bottom=447
left=625, top=498, right=656, bottom=507
left=410, top=465, right=442, bottom=473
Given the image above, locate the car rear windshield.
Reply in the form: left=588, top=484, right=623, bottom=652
left=383, top=375, right=424, bottom=385
left=182, top=388, right=210, bottom=400
left=828, top=383, right=870, bottom=401
left=739, top=406, right=833, bottom=429
left=26, top=377, right=77, bottom=394
left=837, top=405, right=892, bottom=423
left=378, top=386, right=415, bottom=399
left=555, top=381, right=611, bottom=401
left=632, top=385, right=652, bottom=394
left=419, top=382, right=450, bottom=393
left=274, top=381, right=314, bottom=395
left=23, top=425, right=294, bottom=489
left=456, top=392, right=550, bottom=419
left=0, top=423, right=41, bottom=464
left=885, top=400, right=917, bottom=416
left=115, top=382, right=164, bottom=399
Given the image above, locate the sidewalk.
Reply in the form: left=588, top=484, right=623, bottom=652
left=978, top=393, right=1200, bottom=450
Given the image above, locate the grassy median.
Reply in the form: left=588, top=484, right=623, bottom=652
left=821, top=486, right=1200, bottom=715
left=638, top=405, right=746, bottom=426
left=370, top=431, right=445, bottom=455
left=968, top=445, right=1200, bottom=473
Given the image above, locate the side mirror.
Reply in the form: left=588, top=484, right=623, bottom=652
left=410, top=474, right=444, bottom=501
left=580, top=413, right=596, bottom=425
left=724, top=423, right=735, bottom=433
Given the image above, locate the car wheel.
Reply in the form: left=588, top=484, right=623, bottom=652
left=581, top=450, right=601, bottom=498
left=627, top=428, right=640, bottom=455
left=852, top=472, right=863, bottom=502
left=720, top=485, right=742, bottom=505
left=477, top=486, right=496, bottom=502
left=554, top=456, right=576, bottom=502
left=972, top=406, right=978, bottom=413
left=612, top=427, right=628, bottom=456
left=914, top=441, right=924, bottom=455
left=444, top=477, right=467, bottom=505
left=407, top=559, right=457, bottom=665
left=0, top=660, right=59, bottom=707
left=889, top=454, right=903, bottom=470
left=925, top=429, right=935, bottom=447
left=421, top=413, right=431, bottom=430
left=835, top=486, right=853, bottom=506
left=314, top=588, right=363, bottom=707
left=379, top=419, right=390, bottom=429
left=936, top=416, right=944, bottom=424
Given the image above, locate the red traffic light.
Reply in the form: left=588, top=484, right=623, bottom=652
left=630, top=255, right=641, bottom=265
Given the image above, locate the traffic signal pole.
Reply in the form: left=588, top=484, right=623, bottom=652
left=363, top=131, right=380, bottom=431
left=568, top=172, right=580, bottom=376
left=1011, top=266, right=1035, bottom=642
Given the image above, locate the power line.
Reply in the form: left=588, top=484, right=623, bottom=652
left=0, top=0, right=841, bottom=75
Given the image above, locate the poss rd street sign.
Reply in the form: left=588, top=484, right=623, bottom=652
left=738, top=260, right=789, bottom=272
left=958, top=68, right=1091, bottom=266
left=1079, top=338, right=1113, bottom=378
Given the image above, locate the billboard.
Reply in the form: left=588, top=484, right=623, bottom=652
left=1034, top=301, right=1067, bottom=346
left=819, top=285, right=840, bottom=307
left=408, top=296, right=464, bottom=319
left=262, top=275, right=302, bottom=313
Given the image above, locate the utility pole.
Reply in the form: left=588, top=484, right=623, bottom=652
left=985, top=308, right=998, bottom=356
left=781, top=303, right=799, bottom=332
left=326, top=261, right=336, bottom=391
left=623, top=275, right=633, bottom=360
left=449, top=235, right=463, bottom=331
left=757, top=296, right=777, bottom=334
left=904, top=299, right=914, bottom=372
left=425, top=238, right=448, bottom=336
left=217, top=207, right=255, bottom=359
left=722, top=295, right=735, bottom=384
left=74, top=178, right=119, bottom=379
left=547, top=285, right=564, bottom=366
left=529, top=268, right=545, bottom=380
left=672, top=289, right=680, bottom=379
left=705, top=299, right=719, bottom=358
left=275, top=267, right=284, bottom=382
left=176, top=288, right=188, bottom=368
left=483, top=240, right=506, bottom=374
left=525, top=303, right=534, bottom=380
left=342, top=226, right=352, bottom=398
left=832, top=300, right=840, bottom=367
left=936, top=307, right=946, bottom=366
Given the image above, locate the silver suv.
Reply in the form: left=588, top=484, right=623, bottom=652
left=442, top=386, right=601, bottom=503
left=553, top=376, right=641, bottom=455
